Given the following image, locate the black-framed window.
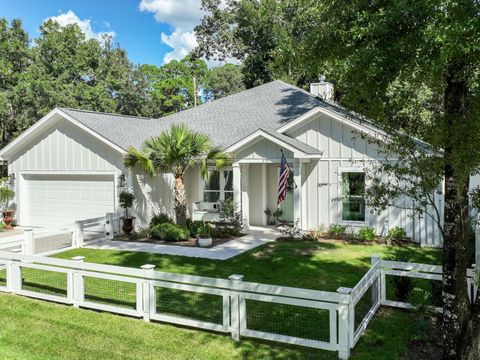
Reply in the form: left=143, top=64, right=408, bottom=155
left=341, top=172, right=365, bottom=221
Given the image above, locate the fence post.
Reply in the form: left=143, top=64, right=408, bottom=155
left=371, top=255, right=381, bottom=305
left=337, top=287, right=352, bottom=360
left=140, top=264, right=156, bottom=322
left=23, top=229, right=35, bottom=255
left=73, top=221, right=84, bottom=248
left=6, top=261, right=21, bottom=293
left=105, top=213, right=114, bottom=240
left=71, top=256, right=85, bottom=307
left=229, top=274, right=244, bottom=341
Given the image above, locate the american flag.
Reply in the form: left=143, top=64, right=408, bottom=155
left=277, top=152, right=290, bottom=205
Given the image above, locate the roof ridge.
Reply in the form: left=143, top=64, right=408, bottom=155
left=60, top=107, right=155, bottom=121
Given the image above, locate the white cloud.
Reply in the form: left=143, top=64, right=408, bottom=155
left=139, top=0, right=206, bottom=64
left=46, top=10, right=116, bottom=43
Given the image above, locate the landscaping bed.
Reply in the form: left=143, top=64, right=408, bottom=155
left=112, top=233, right=239, bottom=247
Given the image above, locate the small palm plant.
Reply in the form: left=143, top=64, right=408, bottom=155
left=124, top=124, right=231, bottom=225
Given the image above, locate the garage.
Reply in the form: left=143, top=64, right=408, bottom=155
left=21, top=174, right=115, bottom=228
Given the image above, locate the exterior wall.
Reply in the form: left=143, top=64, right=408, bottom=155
left=236, top=138, right=294, bottom=162
left=7, top=116, right=176, bottom=229
left=287, top=113, right=444, bottom=247
left=8, top=118, right=124, bottom=224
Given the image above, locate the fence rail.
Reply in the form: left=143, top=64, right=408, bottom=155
left=0, top=249, right=477, bottom=360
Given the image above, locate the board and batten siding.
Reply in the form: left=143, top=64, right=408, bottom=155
left=8, top=116, right=175, bottom=228
left=287, top=113, right=443, bottom=247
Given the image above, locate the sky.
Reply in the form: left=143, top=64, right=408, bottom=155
left=0, top=0, right=214, bottom=66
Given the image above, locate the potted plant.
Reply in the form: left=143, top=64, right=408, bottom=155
left=196, top=221, right=212, bottom=247
left=0, top=186, right=15, bottom=230
left=273, top=208, right=283, bottom=224
left=119, top=191, right=136, bottom=235
left=264, top=208, right=275, bottom=225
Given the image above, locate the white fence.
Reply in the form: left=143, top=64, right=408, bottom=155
left=0, top=213, right=121, bottom=257
left=0, top=250, right=477, bottom=359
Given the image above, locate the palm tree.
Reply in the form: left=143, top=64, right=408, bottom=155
left=124, top=124, right=231, bottom=225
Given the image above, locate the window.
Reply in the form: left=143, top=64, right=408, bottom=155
left=341, top=172, right=365, bottom=222
left=203, top=169, right=233, bottom=203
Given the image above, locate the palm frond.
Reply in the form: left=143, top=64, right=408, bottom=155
left=124, top=146, right=156, bottom=176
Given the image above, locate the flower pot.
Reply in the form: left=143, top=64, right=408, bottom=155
left=2, top=210, right=15, bottom=230
left=121, top=216, right=136, bottom=235
left=197, top=236, right=212, bottom=247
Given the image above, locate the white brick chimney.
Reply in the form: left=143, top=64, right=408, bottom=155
left=310, top=75, right=334, bottom=102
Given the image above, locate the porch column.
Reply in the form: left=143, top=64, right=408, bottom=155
left=261, top=163, right=268, bottom=226
left=233, top=163, right=241, bottom=211
left=293, top=159, right=302, bottom=229
left=241, top=164, right=250, bottom=230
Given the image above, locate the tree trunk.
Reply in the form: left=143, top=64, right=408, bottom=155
left=442, top=62, right=480, bottom=359
left=174, top=174, right=187, bottom=226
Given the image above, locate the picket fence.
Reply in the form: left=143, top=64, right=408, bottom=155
left=0, top=213, right=121, bottom=256
left=0, top=251, right=477, bottom=359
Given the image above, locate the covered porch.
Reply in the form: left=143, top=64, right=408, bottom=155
left=229, top=129, right=323, bottom=230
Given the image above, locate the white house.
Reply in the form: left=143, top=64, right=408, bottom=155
left=0, top=80, right=449, bottom=246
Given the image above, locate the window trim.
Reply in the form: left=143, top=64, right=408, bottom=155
left=338, top=167, right=367, bottom=225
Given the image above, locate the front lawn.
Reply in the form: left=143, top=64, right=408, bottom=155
left=54, top=239, right=442, bottom=291
left=0, top=293, right=434, bottom=360
left=0, top=239, right=442, bottom=359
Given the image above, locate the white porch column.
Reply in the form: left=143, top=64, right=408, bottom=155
left=233, top=163, right=241, bottom=211
left=261, top=163, right=267, bottom=226
left=241, top=164, right=250, bottom=230
left=293, top=159, right=302, bottom=228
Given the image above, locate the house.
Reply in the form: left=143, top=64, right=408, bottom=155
left=0, top=80, right=452, bottom=247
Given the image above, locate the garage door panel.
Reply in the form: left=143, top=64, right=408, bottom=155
left=23, top=174, right=115, bottom=227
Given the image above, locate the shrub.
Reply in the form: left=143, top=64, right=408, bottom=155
left=387, top=226, right=406, bottom=243
left=150, top=223, right=189, bottom=242
left=149, top=213, right=174, bottom=228
left=357, top=227, right=376, bottom=241
left=328, top=224, right=347, bottom=236
left=189, top=220, right=208, bottom=237
left=215, top=199, right=243, bottom=237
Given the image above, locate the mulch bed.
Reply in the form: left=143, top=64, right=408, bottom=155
left=112, top=235, right=238, bottom=248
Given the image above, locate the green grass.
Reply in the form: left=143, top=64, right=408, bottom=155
left=53, top=240, right=441, bottom=291
left=0, top=240, right=442, bottom=359
left=0, top=293, right=431, bottom=360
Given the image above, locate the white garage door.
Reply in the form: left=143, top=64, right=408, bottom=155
left=23, top=174, right=115, bottom=227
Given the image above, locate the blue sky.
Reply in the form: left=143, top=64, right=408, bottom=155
left=0, top=0, right=207, bottom=66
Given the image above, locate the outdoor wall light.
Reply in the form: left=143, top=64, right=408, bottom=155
left=117, top=174, right=126, bottom=188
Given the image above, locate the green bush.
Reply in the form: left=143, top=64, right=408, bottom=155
left=149, top=213, right=174, bottom=228
left=189, top=220, right=208, bottom=237
left=328, top=224, right=347, bottom=236
left=357, top=227, right=376, bottom=241
left=150, top=223, right=189, bottom=242
left=387, top=227, right=406, bottom=243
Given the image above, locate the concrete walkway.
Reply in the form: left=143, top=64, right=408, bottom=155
left=85, top=226, right=280, bottom=260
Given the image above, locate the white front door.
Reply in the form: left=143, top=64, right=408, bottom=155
left=22, top=174, right=115, bottom=227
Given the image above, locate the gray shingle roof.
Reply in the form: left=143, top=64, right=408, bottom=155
left=59, top=80, right=324, bottom=151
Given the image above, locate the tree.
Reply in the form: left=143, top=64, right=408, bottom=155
left=140, top=55, right=209, bottom=117
left=0, top=18, right=31, bottom=148
left=123, top=124, right=231, bottom=225
left=206, top=63, right=245, bottom=100
left=195, top=0, right=317, bottom=88
left=290, top=1, right=480, bottom=358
